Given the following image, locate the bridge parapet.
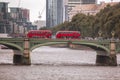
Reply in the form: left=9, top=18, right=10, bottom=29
left=0, top=38, right=120, bottom=53
left=0, top=38, right=24, bottom=51
left=0, top=38, right=120, bottom=66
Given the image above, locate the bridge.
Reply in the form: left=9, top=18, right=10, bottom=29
left=0, top=38, right=120, bottom=66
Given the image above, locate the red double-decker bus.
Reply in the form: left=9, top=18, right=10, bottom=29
left=27, top=30, right=52, bottom=38
left=56, top=31, right=81, bottom=39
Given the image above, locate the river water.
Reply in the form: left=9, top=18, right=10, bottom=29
left=0, top=46, right=120, bottom=80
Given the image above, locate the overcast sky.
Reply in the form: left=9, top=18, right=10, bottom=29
left=0, top=0, right=120, bottom=22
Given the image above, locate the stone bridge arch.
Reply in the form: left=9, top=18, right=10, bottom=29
left=30, top=42, right=68, bottom=51
left=30, top=41, right=117, bottom=66
left=0, top=41, right=24, bottom=65
left=72, top=42, right=110, bottom=53
left=71, top=42, right=114, bottom=66
left=30, top=41, right=110, bottom=53
left=0, top=41, right=23, bottom=52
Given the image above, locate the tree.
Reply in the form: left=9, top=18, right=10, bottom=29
left=70, top=13, right=95, bottom=37
left=93, top=3, right=120, bottom=38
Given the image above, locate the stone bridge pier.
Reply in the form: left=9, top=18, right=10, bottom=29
left=22, top=38, right=31, bottom=65
left=13, top=50, right=23, bottom=65
left=68, top=40, right=117, bottom=66
left=96, top=40, right=117, bottom=66
left=109, top=40, right=117, bottom=66
left=13, top=38, right=31, bottom=65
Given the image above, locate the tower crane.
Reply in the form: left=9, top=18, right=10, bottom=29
left=18, top=0, right=21, bottom=7
left=38, top=6, right=45, bottom=19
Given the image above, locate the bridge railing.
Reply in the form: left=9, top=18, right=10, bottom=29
left=0, top=38, right=24, bottom=41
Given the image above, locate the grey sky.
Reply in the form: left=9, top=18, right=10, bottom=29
left=0, top=0, right=120, bottom=22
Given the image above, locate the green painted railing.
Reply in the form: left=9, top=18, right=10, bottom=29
left=0, top=38, right=120, bottom=53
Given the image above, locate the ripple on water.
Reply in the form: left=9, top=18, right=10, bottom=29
left=31, top=46, right=97, bottom=65
left=0, top=47, right=120, bottom=80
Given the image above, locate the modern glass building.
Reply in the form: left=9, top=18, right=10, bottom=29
left=0, top=2, right=8, bottom=19
left=0, top=2, right=10, bottom=33
left=46, top=0, right=63, bottom=27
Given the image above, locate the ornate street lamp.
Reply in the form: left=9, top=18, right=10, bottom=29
left=111, top=30, right=115, bottom=39
left=24, top=30, right=28, bottom=38
left=98, top=30, right=102, bottom=37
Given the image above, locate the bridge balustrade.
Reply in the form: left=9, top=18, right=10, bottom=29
left=0, top=38, right=119, bottom=66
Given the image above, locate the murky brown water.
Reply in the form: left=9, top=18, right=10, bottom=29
left=0, top=46, right=120, bottom=80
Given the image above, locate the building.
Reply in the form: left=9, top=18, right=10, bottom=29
left=21, top=9, right=30, bottom=22
left=82, top=0, right=97, bottom=4
left=63, top=0, right=69, bottom=21
left=0, top=2, right=36, bottom=37
left=10, top=7, right=31, bottom=34
left=68, top=4, right=97, bottom=20
left=10, top=7, right=24, bottom=34
left=46, top=0, right=97, bottom=27
left=10, top=7, right=30, bottom=22
left=0, top=2, right=11, bottom=33
left=46, top=0, right=63, bottom=27
left=63, top=0, right=97, bottom=21
left=68, top=1, right=119, bottom=21
left=33, top=20, right=46, bottom=29
left=67, top=0, right=97, bottom=11
left=0, top=2, right=9, bottom=20
left=26, top=22, right=37, bottom=31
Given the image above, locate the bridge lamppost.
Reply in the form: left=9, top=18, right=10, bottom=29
left=98, top=30, right=102, bottom=37
left=98, top=30, right=102, bottom=40
left=111, top=30, right=115, bottom=40
left=110, top=30, right=117, bottom=66
left=25, top=31, right=28, bottom=38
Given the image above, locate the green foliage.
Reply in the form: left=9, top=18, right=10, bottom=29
left=51, top=14, right=95, bottom=37
left=50, top=3, right=120, bottom=38
left=70, top=13, right=95, bottom=37
left=39, top=27, right=49, bottom=30
left=93, top=3, right=120, bottom=38
left=51, top=21, right=70, bottom=34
